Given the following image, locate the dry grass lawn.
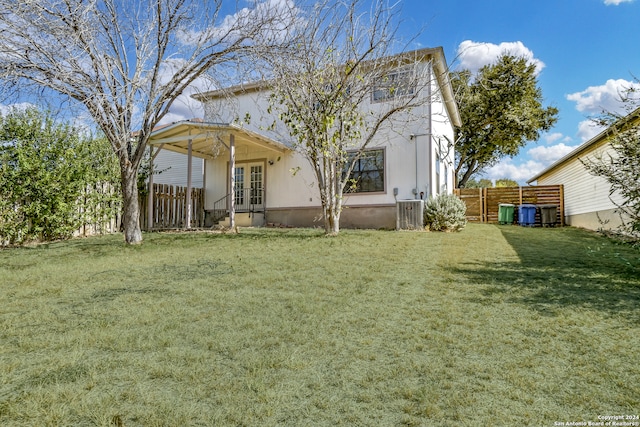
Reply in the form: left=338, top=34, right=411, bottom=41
left=0, top=224, right=638, bottom=426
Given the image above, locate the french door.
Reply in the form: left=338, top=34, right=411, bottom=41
left=233, top=162, right=264, bottom=210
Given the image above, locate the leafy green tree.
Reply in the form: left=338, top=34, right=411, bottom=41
left=583, top=126, right=640, bottom=242
left=464, top=178, right=494, bottom=188
left=453, top=55, right=558, bottom=188
left=495, top=178, right=519, bottom=188
left=0, top=108, right=119, bottom=245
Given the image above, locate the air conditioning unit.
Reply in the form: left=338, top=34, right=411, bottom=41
left=396, top=200, right=424, bottom=230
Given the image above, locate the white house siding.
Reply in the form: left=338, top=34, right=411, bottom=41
left=151, top=149, right=204, bottom=187
left=536, top=142, right=625, bottom=230
left=201, top=56, right=457, bottom=228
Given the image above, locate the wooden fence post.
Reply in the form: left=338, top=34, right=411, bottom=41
left=559, top=184, right=565, bottom=226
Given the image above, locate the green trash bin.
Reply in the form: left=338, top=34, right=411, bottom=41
left=498, top=203, right=515, bottom=224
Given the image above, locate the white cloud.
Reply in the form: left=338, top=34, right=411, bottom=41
left=159, top=98, right=204, bottom=125
left=483, top=158, right=546, bottom=185
left=476, top=139, right=579, bottom=185
left=566, top=78, right=640, bottom=115
left=0, top=102, right=36, bottom=115
left=543, top=132, right=564, bottom=144
left=158, top=79, right=211, bottom=125
left=150, top=59, right=218, bottom=125
left=178, top=0, right=302, bottom=47
left=576, top=119, right=607, bottom=142
left=528, top=143, right=578, bottom=163
left=456, top=40, right=545, bottom=75
left=604, top=0, right=633, bottom=5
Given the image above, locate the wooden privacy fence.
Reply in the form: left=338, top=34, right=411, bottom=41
left=454, top=185, right=564, bottom=226
left=75, top=183, right=122, bottom=236
left=140, top=183, right=205, bottom=230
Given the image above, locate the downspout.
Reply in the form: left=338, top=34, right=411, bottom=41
left=229, top=133, right=235, bottom=230
left=426, top=61, right=433, bottom=199
left=415, top=133, right=419, bottom=199
left=148, top=146, right=154, bottom=230
left=410, top=62, right=434, bottom=200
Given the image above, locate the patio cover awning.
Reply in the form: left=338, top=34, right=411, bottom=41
left=148, top=120, right=290, bottom=158
left=146, top=120, right=289, bottom=230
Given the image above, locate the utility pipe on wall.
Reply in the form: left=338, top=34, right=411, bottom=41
left=229, top=133, right=235, bottom=230
left=426, top=61, right=432, bottom=199
left=409, top=62, right=434, bottom=200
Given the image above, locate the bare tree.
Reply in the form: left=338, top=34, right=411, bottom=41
left=0, top=0, right=296, bottom=244
left=264, top=0, right=443, bottom=234
left=581, top=85, right=640, bottom=243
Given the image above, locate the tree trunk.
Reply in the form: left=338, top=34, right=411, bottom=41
left=321, top=163, right=342, bottom=236
left=457, top=161, right=477, bottom=188
left=323, top=187, right=342, bottom=236
left=324, top=204, right=341, bottom=235
left=120, top=165, right=143, bottom=245
left=328, top=210, right=340, bottom=235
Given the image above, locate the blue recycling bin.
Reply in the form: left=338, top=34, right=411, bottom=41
left=518, top=204, right=537, bottom=226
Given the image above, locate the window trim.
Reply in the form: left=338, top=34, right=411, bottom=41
left=343, top=148, right=386, bottom=195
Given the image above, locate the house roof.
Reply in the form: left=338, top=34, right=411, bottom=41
left=148, top=119, right=290, bottom=159
left=527, top=106, right=640, bottom=184
left=192, top=47, right=462, bottom=127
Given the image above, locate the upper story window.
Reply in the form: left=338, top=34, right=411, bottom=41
left=343, top=149, right=385, bottom=193
left=372, top=69, right=416, bottom=102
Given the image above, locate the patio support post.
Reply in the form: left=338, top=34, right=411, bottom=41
left=185, top=138, right=193, bottom=229
left=147, top=147, right=154, bottom=230
left=229, top=133, right=235, bottom=229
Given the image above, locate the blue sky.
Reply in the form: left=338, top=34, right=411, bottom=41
left=400, top=0, right=640, bottom=183
left=2, top=0, right=638, bottom=185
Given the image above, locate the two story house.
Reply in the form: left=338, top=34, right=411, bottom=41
left=148, top=47, right=461, bottom=229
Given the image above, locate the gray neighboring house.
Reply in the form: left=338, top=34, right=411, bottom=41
left=527, top=107, right=640, bottom=231
left=151, top=149, right=204, bottom=188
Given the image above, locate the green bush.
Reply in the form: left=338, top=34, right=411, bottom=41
left=0, top=107, right=120, bottom=245
left=424, top=193, right=467, bottom=232
left=582, top=127, right=640, bottom=245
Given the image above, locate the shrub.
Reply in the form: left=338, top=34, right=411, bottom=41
left=582, top=127, right=640, bottom=245
left=424, top=193, right=467, bottom=232
left=0, top=107, right=120, bottom=245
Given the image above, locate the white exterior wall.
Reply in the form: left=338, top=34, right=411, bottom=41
left=536, top=142, right=624, bottom=229
left=203, top=60, right=456, bottom=216
left=203, top=87, right=319, bottom=209
left=430, top=84, right=456, bottom=197
left=204, top=148, right=318, bottom=210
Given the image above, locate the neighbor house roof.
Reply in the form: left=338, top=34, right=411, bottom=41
left=192, top=47, right=462, bottom=128
left=527, top=106, right=640, bottom=184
